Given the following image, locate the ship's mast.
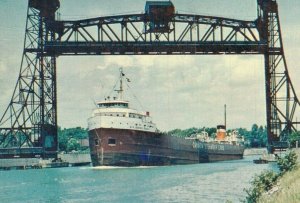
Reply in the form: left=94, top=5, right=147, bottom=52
left=118, top=67, right=124, bottom=100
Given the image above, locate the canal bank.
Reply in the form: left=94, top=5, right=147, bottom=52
left=244, top=148, right=267, bottom=156
left=0, top=153, right=91, bottom=170
left=258, top=149, right=300, bottom=203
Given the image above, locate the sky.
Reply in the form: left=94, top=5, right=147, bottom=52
left=0, top=0, right=300, bottom=131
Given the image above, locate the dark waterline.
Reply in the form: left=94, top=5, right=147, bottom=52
left=0, top=156, right=277, bottom=203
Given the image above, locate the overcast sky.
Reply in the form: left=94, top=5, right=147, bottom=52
left=0, top=0, right=300, bottom=131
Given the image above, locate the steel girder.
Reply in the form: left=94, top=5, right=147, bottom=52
left=44, top=14, right=263, bottom=55
left=0, top=4, right=58, bottom=158
left=258, top=0, right=300, bottom=151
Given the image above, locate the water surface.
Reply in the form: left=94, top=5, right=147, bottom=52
left=0, top=156, right=276, bottom=203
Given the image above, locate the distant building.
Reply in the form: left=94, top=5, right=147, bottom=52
left=78, top=139, right=89, bottom=147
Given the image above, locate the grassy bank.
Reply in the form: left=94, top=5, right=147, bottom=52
left=244, top=150, right=299, bottom=203
left=258, top=166, right=300, bottom=203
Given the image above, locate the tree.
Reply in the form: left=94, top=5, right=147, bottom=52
left=257, top=125, right=267, bottom=147
left=58, top=127, right=88, bottom=152
left=244, top=170, right=278, bottom=203
left=288, top=131, right=300, bottom=147
left=251, top=124, right=260, bottom=147
left=276, top=150, right=298, bottom=174
left=67, top=138, right=81, bottom=152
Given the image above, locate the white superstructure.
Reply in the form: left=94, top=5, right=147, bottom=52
left=88, top=68, right=157, bottom=133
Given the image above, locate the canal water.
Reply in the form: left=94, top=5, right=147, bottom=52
left=0, top=156, right=276, bottom=203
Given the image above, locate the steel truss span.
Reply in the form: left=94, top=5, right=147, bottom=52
left=44, top=14, right=264, bottom=55
left=0, top=0, right=299, bottom=157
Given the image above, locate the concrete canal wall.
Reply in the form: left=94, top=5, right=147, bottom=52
left=0, top=158, right=42, bottom=169
left=0, top=153, right=91, bottom=169
left=244, top=148, right=267, bottom=156
left=58, top=153, right=91, bottom=166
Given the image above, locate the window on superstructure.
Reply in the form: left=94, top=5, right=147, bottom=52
left=108, top=138, right=116, bottom=146
left=95, top=139, right=99, bottom=146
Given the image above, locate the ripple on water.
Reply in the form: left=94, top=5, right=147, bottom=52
left=0, top=156, right=277, bottom=203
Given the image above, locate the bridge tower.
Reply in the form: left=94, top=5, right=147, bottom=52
left=257, top=0, right=300, bottom=151
left=0, top=0, right=60, bottom=158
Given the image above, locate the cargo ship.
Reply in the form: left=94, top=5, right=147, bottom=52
left=192, top=126, right=245, bottom=162
left=88, top=69, right=244, bottom=166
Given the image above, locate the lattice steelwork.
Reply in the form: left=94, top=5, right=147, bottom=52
left=0, top=0, right=59, bottom=158
left=257, top=0, right=300, bottom=150
left=45, top=14, right=263, bottom=55
left=0, top=0, right=299, bottom=157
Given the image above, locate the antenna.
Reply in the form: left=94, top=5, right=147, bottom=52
left=117, top=67, right=124, bottom=100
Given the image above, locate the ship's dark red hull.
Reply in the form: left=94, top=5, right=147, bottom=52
left=88, top=128, right=244, bottom=166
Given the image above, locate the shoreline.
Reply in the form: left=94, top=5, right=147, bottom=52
left=243, top=148, right=267, bottom=156
left=259, top=162, right=300, bottom=202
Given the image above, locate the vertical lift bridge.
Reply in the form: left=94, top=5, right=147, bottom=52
left=0, top=0, right=299, bottom=158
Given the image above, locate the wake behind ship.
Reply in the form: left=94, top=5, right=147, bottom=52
left=88, top=69, right=244, bottom=166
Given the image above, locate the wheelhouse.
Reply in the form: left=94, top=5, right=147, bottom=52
left=97, top=101, right=129, bottom=109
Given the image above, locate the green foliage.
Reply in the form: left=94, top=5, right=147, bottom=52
left=248, top=124, right=267, bottom=147
left=66, top=138, right=81, bottom=152
left=288, top=131, right=300, bottom=147
left=58, top=127, right=88, bottom=153
left=235, top=125, right=267, bottom=148
left=244, top=170, right=279, bottom=203
left=244, top=151, right=299, bottom=202
left=276, top=150, right=298, bottom=174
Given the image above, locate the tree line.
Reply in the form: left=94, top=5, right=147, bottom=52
left=58, top=127, right=89, bottom=153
